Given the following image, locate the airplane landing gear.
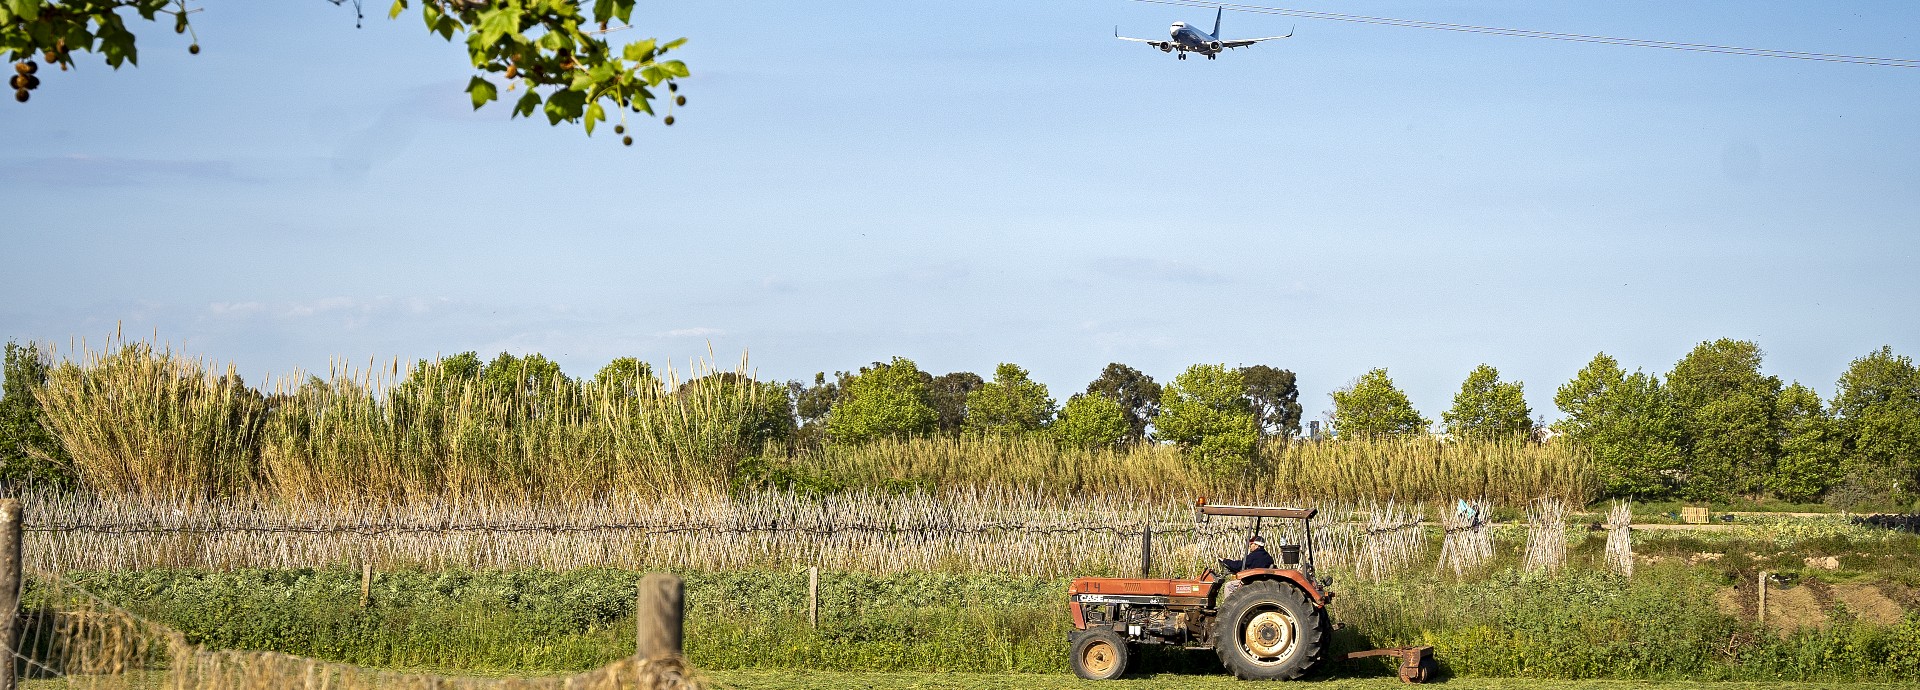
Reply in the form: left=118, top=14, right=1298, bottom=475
left=1177, top=53, right=1187, bottom=60
left=1206, top=53, right=1216, bottom=60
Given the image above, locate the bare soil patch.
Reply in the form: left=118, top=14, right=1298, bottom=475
left=1762, top=583, right=1827, bottom=631
left=1832, top=582, right=1906, bottom=625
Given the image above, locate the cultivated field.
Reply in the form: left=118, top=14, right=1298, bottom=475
left=11, top=340, right=1920, bottom=687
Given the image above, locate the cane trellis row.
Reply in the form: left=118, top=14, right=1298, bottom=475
left=10, top=570, right=699, bottom=690
left=1523, top=497, right=1570, bottom=574
left=1438, top=498, right=1493, bottom=577
left=25, top=491, right=1439, bottom=580
left=1604, top=501, right=1633, bottom=576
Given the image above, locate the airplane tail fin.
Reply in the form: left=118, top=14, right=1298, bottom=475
left=1212, top=6, right=1222, bottom=38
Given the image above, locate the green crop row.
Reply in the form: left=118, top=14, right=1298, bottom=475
left=43, top=563, right=1920, bottom=682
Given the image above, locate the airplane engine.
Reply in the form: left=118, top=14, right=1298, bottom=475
left=1208, top=40, right=1222, bottom=52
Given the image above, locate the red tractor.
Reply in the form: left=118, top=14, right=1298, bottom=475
left=1066, top=501, right=1435, bottom=682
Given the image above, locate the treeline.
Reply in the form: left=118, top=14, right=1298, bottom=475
left=0, top=337, right=1914, bottom=508
left=1551, top=341, right=1918, bottom=506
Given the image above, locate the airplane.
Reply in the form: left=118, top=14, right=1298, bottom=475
left=1115, top=6, right=1294, bottom=60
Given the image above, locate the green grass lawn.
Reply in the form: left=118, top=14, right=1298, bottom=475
left=24, top=671, right=1920, bottom=690
left=703, top=671, right=1920, bottom=690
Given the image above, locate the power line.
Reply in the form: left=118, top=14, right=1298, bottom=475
left=1135, top=0, right=1920, bottom=68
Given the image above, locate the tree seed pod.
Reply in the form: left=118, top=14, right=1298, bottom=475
left=622, top=135, right=633, bottom=146
left=663, top=115, right=674, bottom=126
left=674, top=95, right=685, bottom=106
left=7, top=75, right=21, bottom=90
left=24, top=75, right=37, bottom=89
left=14, top=89, right=28, bottom=103
left=15, top=61, right=35, bottom=75
left=668, top=82, right=677, bottom=92
left=614, top=124, right=625, bottom=134
left=189, top=44, right=201, bottom=55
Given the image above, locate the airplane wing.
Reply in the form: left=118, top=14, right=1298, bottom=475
left=1115, top=26, right=1174, bottom=51
left=1222, top=26, right=1294, bottom=49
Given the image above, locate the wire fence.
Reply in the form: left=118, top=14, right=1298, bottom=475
left=12, top=569, right=699, bottom=690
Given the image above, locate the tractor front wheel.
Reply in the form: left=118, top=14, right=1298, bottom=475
left=1070, top=628, right=1129, bottom=680
left=1213, top=580, right=1327, bottom=680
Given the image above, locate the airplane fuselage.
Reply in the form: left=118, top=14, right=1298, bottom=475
left=1168, top=21, right=1223, bottom=55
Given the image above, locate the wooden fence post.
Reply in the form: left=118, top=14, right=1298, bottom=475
left=1757, top=571, right=1768, bottom=628
left=637, top=573, right=684, bottom=661
left=0, top=498, right=22, bottom=690
left=808, top=566, right=819, bottom=629
left=360, top=561, right=372, bottom=608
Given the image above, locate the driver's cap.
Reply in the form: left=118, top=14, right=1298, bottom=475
left=1248, top=535, right=1266, bottom=546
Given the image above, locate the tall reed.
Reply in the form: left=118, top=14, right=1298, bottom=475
left=1260, top=437, right=1596, bottom=506
left=33, top=339, right=266, bottom=497
left=31, top=337, right=1595, bottom=506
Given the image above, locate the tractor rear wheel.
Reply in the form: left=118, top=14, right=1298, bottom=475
left=1213, top=580, right=1327, bottom=680
left=1070, top=628, right=1129, bottom=680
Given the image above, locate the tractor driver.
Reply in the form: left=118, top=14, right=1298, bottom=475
left=1218, top=535, right=1274, bottom=574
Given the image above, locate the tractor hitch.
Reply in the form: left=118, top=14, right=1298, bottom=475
left=1344, top=645, right=1436, bottom=683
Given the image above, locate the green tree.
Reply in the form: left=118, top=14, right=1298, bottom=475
left=1442, top=364, right=1533, bottom=440
left=927, top=371, right=984, bottom=437
left=480, top=352, right=569, bottom=398
left=1772, top=382, right=1842, bottom=503
left=1051, top=394, right=1129, bottom=450
left=789, top=372, right=841, bottom=448
left=1666, top=339, right=1782, bottom=500
left=1155, top=364, right=1257, bottom=475
left=3, top=0, right=689, bottom=138
left=1553, top=353, right=1685, bottom=499
left=677, top=372, right=795, bottom=450
left=964, top=364, right=1055, bottom=436
left=1331, top=368, right=1428, bottom=438
left=0, top=340, right=73, bottom=487
left=825, top=357, right=936, bottom=444
left=1831, top=346, right=1920, bottom=504
left=411, top=351, right=483, bottom=383
left=1085, top=363, right=1161, bottom=444
left=1239, top=365, right=1302, bottom=441
left=592, top=357, right=657, bottom=397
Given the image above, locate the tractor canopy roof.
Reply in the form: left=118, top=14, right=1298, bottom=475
left=1195, top=502, right=1315, bottom=520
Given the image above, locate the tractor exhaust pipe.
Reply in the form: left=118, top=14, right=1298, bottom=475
left=1141, top=522, right=1152, bottom=577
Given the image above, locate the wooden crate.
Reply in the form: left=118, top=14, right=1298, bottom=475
left=1681, top=506, right=1709, bottom=524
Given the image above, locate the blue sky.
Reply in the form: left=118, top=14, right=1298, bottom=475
left=3, top=1, right=1916, bottom=424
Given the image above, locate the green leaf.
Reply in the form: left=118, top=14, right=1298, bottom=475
left=467, top=76, right=498, bottom=110
left=621, top=38, right=655, bottom=62
left=543, top=89, right=586, bottom=125
left=389, top=0, right=406, bottom=20
left=475, top=7, right=522, bottom=46
left=568, top=70, right=595, bottom=92
left=8, top=0, right=39, bottom=22
left=591, top=0, right=612, bottom=23
left=584, top=102, right=604, bottom=135
left=661, top=38, right=687, bottom=51
left=512, top=90, right=542, bottom=119
left=661, top=60, right=689, bottom=78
